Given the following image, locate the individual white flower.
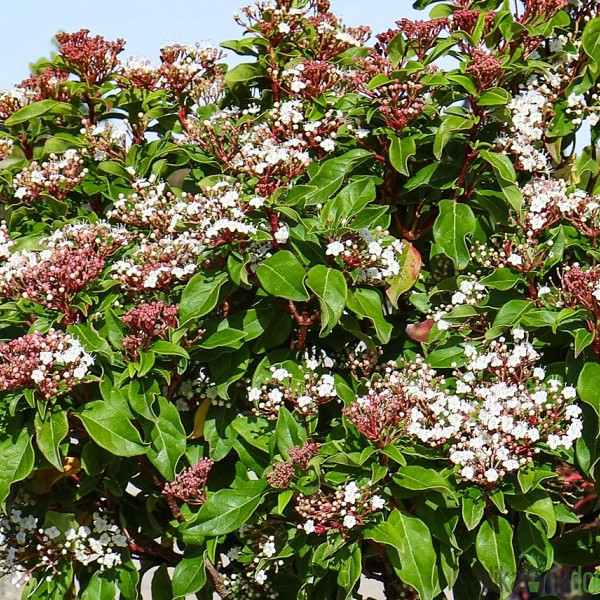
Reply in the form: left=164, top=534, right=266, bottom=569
left=274, top=225, right=289, bottom=245
left=507, top=253, right=523, bottom=266
left=255, top=570, right=268, bottom=585
left=303, top=519, right=316, bottom=534
left=326, top=241, right=344, bottom=256
left=343, top=481, right=360, bottom=505
left=484, top=468, right=499, bottom=483
left=343, top=514, right=357, bottom=529
left=562, top=385, right=577, bottom=399
left=271, top=368, right=290, bottom=381
left=31, top=369, right=45, bottom=383
left=371, top=495, right=385, bottom=510
left=262, top=541, right=276, bottom=558
left=320, top=138, right=336, bottom=152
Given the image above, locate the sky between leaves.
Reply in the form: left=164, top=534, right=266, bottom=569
left=0, top=0, right=419, bottom=89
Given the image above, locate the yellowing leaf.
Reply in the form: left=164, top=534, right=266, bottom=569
left=189, top=399, right=211, bottom=440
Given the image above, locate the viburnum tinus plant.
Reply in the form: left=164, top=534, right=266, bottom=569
left=1, top=0, right=600, bottom=599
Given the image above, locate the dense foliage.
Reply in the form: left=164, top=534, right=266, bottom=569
left=1, top=0, right=600, bottom=598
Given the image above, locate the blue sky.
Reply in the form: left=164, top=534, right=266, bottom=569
left=0, top=1, right=420, bottom=89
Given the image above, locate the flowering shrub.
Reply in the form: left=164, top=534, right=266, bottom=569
left=1, top=1, right=600, bottom=599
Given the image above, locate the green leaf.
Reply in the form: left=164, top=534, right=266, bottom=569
left=151, top=564, right=173, bottom=600
left=478, top=87, right=512, bottom=106
left=583, top=17, right=600, bottom=74
left=433, top=115, right=475, bottom=159
left=393, top=465, right=457, bottom=500
left=573, top=328, right=595, bottom=357
left=151, top=340, right=189, bottom=359
left=180, top=272, right=229, bottom=323
left=225, top=62, right=263, bottom=85
left=34, top=409, right=69, bottom=471
left=475, top=516, right=516, bottom=598
left=365, top=509, right=440, bottom=600
left=480, top=149, right=517, bottom=185
left=276, top=407, right=306, bottom=456
left=145, top=396, right=186, bottom=480
left=462, top=488, right=485, bottom=531
left=257, top=251, right=309, bottom=301
left=173, top=554, right=207, bottom=598
left=81, top=572, right=116, bottom=600
left=433, top=200, right=476, bottom=269
left=77, top=401, right=146, bottom=457
left=306, top=266, right=347, bottom=336
left=578, top=362, right=600, bottom=416
left=389, top=135, right=416, bottom=176
left=182, top=480, right=267, bottom=540
left=492, top=299, right=535, bottom=330
left=0, top=421, right=35, bottom=507
left=480, top=268, right=524, bottom=291
left=345, top=288, right=393, bottom=343
left=4, top=99, right=57, bottom=126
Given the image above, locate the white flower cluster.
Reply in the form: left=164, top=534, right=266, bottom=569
left=326, top=228, right=405, bottom=284
left=12, top=150, right=88, bottom=203
left=29, top=335, right=94, bottom=384
left=0, top=86, right=36, bottom=119
left=169, top=367, right=233, bottom=411
left=111, top=232, right=203, bottom=290
left=431, top=277, right=487, bottom=332
left=405, top=333, right=583, bottom=484
left=297, top=481, right=385, bottom=535
left=220, top=534, right=284, bottom=599
left=496, top=86, right=551, bottom=173
left=521, top=177, right=600, bottom=235
left=248, top=363, right=337, bottom=419
left=230, top=100, right=341, bottom=180
left=43, top=221, right=131, bottom=251
left=0, top=221, right=14, bottom=260
left=109, top=177, right=258, bottom=245
left=0, top=509, right=127, bottom=587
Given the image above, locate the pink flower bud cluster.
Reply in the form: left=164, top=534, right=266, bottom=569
left=302, top=13, right=370, bottom=61
left=163, top=458, right=213, bottom=505
left=55, top=29, right=125, bottom=86
left=234, top=1, right=318, bottom=46
left=343, top=373, right=410, bottom=448
left=159, top=43, right=225, bottom=95
left=0, top=222, right=128, bottom=321
left=248, top=364, right=337, bottom=419
left=110, top=232, right=203, bottom=291
left=563, top=265, right=600, bottom=321
left=121, top=301, right=178, bottom=359
left=19, top=68, right=71, bottom=103
left=296, top=481, right=384, bottom=536
left=12, top=150, right=88, bottom=204
left=467, top=49, right=504, bottom=93
left=0, top=329, right=93, bottom=400
left=267, top=442, right=319, bottom=488
left=326, top=229, right=405, bottom=284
